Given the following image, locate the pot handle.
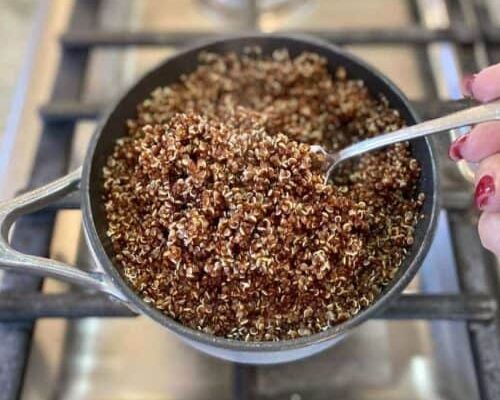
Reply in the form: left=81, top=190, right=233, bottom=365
left=0, top=168, right=125, bottom=300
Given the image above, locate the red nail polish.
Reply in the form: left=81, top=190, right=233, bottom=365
left=448, top=135, right=467, bottom=161
left=462, top=74, right=476, bottom=98
left=462, top=75, right=476, bottom=97
left=475, top=175, right=495, bottom=210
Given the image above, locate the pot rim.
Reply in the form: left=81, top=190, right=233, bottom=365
left=81, top=33, right=440, bottom=352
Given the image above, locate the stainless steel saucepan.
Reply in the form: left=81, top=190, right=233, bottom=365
left=0, top=35, right=439, bottom=364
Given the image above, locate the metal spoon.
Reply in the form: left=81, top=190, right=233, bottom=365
left=311, top=100, right=500, bottom=182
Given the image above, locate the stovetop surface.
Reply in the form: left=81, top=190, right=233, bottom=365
left=0, top=1, right=498, bottom=400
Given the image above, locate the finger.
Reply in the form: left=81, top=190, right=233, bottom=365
left=449, top=122, right=500, bottom=162
left=478, top=212, right=500, bottom=256
left=463, top=64, right=500, bottom=102
left=474, top=153, right=500, bottom=212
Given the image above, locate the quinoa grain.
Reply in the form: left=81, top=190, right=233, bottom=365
left=103, top=50, right=423, bottom=341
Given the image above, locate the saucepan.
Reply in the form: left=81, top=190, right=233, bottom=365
left=0, top=35, right=439, bottom=364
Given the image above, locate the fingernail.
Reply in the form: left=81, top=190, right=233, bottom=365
left=462, top=74, right=476, bottom=98
left=475, top=175, right=495, bottom=210
left=448, top=135, right=468, bottom=161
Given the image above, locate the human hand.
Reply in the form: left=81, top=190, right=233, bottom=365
left=449, top=65, right=500, bottom=256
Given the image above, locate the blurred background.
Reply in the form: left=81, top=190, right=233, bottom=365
left=1, top=1, right=500, bottom=400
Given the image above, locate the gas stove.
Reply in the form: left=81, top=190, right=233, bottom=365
left=1, top=1, right=499, bottom=399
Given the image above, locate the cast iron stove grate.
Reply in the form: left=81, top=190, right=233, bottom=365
left=1, top=1, right=500, bottom=399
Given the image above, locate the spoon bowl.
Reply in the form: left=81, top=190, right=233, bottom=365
left=314, top=99, right=500, bottom=183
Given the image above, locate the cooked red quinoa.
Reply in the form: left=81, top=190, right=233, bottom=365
left=103, top=50, right=424, bottom=341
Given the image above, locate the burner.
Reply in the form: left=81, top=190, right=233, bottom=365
left=199, top=0, right=305, bottom=13
left=197, top=0, right=312, bottom=27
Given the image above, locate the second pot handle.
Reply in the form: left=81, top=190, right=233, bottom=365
left=0, top=168, right=125, bottom=301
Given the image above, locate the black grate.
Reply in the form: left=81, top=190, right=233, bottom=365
left=1, top=0, right=500, bottom=399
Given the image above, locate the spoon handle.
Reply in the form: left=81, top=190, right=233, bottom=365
left=336, top=100, right=500, bottom=164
